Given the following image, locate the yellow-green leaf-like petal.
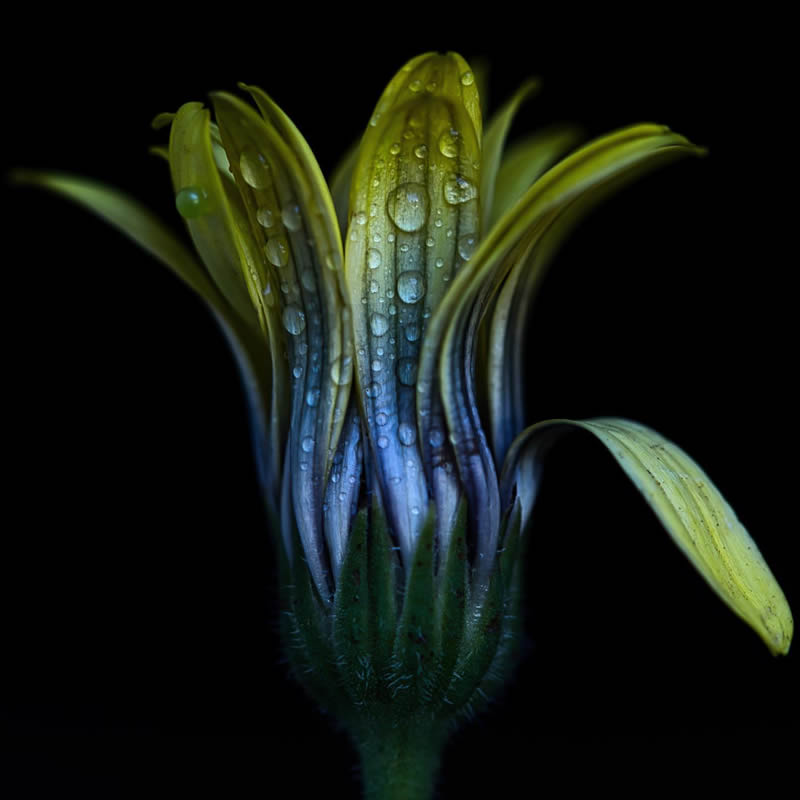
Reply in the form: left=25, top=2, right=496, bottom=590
left=502, top=418, right=793, bottom=656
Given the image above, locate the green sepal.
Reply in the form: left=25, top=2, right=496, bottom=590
left=332, top=507, right=373, bottom=706
left=429, top=499, right=469, bottom=707
left=390, top=507, right=437, bottom=709
left=443, top=562, right=504, bottom=718
left=280, top=522, right=340, bottom=716
left=367, top=500, right=400, bottom=680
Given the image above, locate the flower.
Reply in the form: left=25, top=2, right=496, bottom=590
left=18, top=51, right=792, bottom=799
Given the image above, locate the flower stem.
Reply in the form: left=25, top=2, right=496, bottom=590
left=357, top=721, right=446, bottom=800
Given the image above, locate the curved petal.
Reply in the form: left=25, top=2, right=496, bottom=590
left=329, top=139, right=360, bottom=239
left=209, top=88, right=351, bottom=599
left=479, top=78, right=540, bottom=233
left=13, top=170, right=279, bottom=506
left=344, top=52, right=482, bottom=564
left=501, top=417, right=794, bottom=656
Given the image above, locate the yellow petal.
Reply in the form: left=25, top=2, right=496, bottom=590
left=344, top=51, right=482, bottom=562
left=502, top=418, right=793, bottom=656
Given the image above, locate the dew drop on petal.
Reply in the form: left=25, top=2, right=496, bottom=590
left=429, top=428, right=445, bottom=447
left=365, top=382, right=381, bottom=398
left=460, top=70, right=475, bottom=86
left=261, top=281, right=275, bottom=307
left=239, top=146, right=271, bottom=189
left=398, top=422, right=417, bottom=446
left=444, top=175, right=477, bottom=205
left=367, top=248, right=382, bottom=270
left=396, top=357, right=418, bottom=386
left=281, top=203, right=302, bottom=231
left=386, top=183, right=429, bottom=232
left=353, top=210, right=368, bottom=226
left=438, top=130, right=459, bottom=159
left=175, top=186, right=210, bottom=218
left=397, top=270, right=426, bottom=304
left=301, top=435, right=314, bottom=453
left=282, top=304, right=306, bottom=335
left=306, top=389, right=320, bottom=407
left=265, top=236, right=289, bottom=267
left=376, top=412, right=388, bottom=426
left=256, top=206, right=274, bottom=228
left=404, top=324, right=420, bottom=342
left=369, top=312, right=390, bottom=336
left=377, top=435, right=389, bottom=449
left=457, top=233, right=478, bottom=261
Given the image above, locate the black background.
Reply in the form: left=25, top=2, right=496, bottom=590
left=2, top=10, right=797, bottom=797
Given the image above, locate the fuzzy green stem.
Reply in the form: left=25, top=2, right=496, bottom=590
left=357, top=722, right=446, bottom=800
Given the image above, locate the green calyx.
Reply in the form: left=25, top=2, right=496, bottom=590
left=279, top=499, right=525, bottom=758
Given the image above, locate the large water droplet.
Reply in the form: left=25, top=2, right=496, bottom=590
left=398, top=422, right=417, bottom=446
left=256, top=206, right=274, bottom=228
left=457, top=233, right=478, bottom=261
left=239, top=146, right=271, bottom=189
left=282, top=304, right=306, bottom=335
left=397, top=271, right=426, bottom=304
left=265, top=236, right=289, bottom=267
left=175, top=186, right=210, bottom=218
left=306, top=389, right=320, bottom=407
left=460, top=71, right=475, bottom=86
left=444, top=175, right=477, bottom=205
left=386, top=183, right=429, bottom=232
left=301, top=435, right=314, bottom=453
left=396, top=357, right=418, bottom=386
left=367, top=248, right=382, bottom=270
left=369, top=312, right=390, bottom=336
left=281, top=203, right=302, bottom=231
left=377, top=435, right=389, bottom=449
left=404, top=324, right=421, bottom=342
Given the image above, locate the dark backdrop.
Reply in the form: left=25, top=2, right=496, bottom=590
left=2, top=11, right=796, bottom=797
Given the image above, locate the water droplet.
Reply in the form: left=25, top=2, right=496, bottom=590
left=434, top=257, right=445, bottom=269
left=369, top=279, right=379, bottom=294
left=175, top=186, right=210, bottom=218
left=281, top=203, right=302, bottom=231
left=330, top=356, right=352, bottom=386
left=457, top=233, right=478, bottom=261
left=460, top=70, right=475, bottom=86
left=377, top=435, right=389, bottom=449
left=261, top=282, right=275, bottom=306
left=444, top=175, right=477, bottom=205
left=301, top=268, right=316, bottom=292
left=386, top=183, right=429, bottom=232
left=306, top=389, right=320, bottom=407
left=396, top=357, right=418, bottom=386
left=389, top=142, right=401, bottom=155
left=292, top=365, right=303, bottom=378
left=265, top=236, right=289, bottom=267
left=301, top=435, right=314, bottom=453
left=429, top=428, right=445, bottom=447
left=398, top=422, right=416, bottom=446
left=324, top=250, right=342, bottom=271
left=409, top=79, right=423, bottom=93
left=239, top=146, right=271, bottom=189
left=405, top=324, right=421, bottom=342
left=371, top=358, right=382, bottom=373
left=256, top=206, right=274, bottom=228
left=376, top=412, right=388, bottom=426
left=369, top=312, right=389, bottom=336
left=414, top=144, right=428, bottom=159
left=367, top=249, right=382, bottom=270
left=282, top=304, right=306, bottom=335
left=438, top=130, right=459, bottom=158
left=353, top=210, right=367, bottom=225
left=397, top=270, right=426, bottom=304
left=365, top=382, right=381, bottom=398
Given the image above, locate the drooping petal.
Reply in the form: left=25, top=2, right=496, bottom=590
left=13, top=169, right=279, bottom=505
left=501, top=418, right=794, bottom=656
left=422, top=125, right=704, bottom=591
left=209, top=88, right=350, bottom=599
left=345, top=52, right=481, bottom=563
left=479, top=78, right=540, bottom=233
